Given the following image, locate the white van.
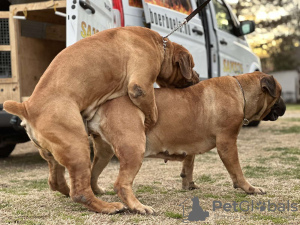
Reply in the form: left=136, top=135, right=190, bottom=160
left=0, top=0, right=261, bottom=157
left=67, top=0, right=261, bottom=79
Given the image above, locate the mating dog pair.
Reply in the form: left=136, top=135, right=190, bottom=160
left=4, top=27, right=286, bottom=214
left=88, top=71, right=286, bottom=214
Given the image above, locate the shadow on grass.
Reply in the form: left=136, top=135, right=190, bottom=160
left=0, top=152, right=46, bottom=174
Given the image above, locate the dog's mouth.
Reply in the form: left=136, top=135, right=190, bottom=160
left=263, top=111, right=279, bottom=121
left=180, top=70, right=200, bottom=88
left=263, top=97, right=286, bottom=121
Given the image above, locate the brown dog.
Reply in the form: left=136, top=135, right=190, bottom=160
left=88, top=71, right=286, bottom=214
left=3, top=27, right=199, bottom=214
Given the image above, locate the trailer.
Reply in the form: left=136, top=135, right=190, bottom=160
left=0, top=1, right=67, bottom=157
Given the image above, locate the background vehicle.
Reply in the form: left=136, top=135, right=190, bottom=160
left=0, top=0, right=261, bottom=157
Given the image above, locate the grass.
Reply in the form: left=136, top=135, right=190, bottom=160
left=105, top=190, right=116, bottom=195
left=272, top=166, right=300, bottom=179
left=197, top=174, right=216, bottom=184
left=263, top=147, right=300, bottom=155
left=282, top=118, right=300, bottom=122
left=234, top=193, right=249, bottom=202
left=203, top=193, right=220, bottom=199
left=24, top=179, right=49, bottom=190
left=243, top=165, right=271, bottom=178
left=272, top=125, right=300, bottom=134
left=136, top=185, right=155, bottom=194
left=286, top=104, right=300, bottom=111
left=251, top=214, right=288, bottom=224
left=165, top=211, right=183, bottom=219
left=1, top=108, right=300, bottom=224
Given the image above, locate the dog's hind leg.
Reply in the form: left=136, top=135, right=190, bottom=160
left=51, top=136, right=125, bottom=213
left=113, top=141, right=155, bottom=214
left=180, top=155, right=200, bottom=190
left=95, top=96, right=153, bottom=214
left=39, top=149, right=70, bottom=196
left=128, top=76, right=158, bottom=130
left=37, top=108, right=125, bottom=214
left=90, top=134, right=114, bottom=195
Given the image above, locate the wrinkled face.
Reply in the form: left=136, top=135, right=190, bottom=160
left=157, top=43, right=200, bottom=88
left=157, top=69, right=200, bottom=88
left=258, top=75, right=286, bottom=121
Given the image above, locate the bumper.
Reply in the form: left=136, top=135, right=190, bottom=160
left=0, top=105, right=16, bottom=128
left=0, top=104, right=29, bottom=145
left=0, top=103, right=23, bottom=129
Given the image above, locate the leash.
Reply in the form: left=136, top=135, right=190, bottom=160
left=233, top=76, right=249, bottom=126
left=163, top=0, right=211, bottom=39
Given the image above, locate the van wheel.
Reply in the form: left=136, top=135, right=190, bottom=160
left=0, top=144, right=16, bottom=158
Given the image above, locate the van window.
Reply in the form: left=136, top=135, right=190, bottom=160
left=213, top=0, right=235, bottom=35
left=145, top=0, right=192, bottom=15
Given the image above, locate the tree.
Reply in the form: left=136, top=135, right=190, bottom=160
left=231, top=0, right=300, bottom=72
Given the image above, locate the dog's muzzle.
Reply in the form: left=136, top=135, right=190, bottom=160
left=188, top=70, right=200, bottom=86
left=263, top=97, right=286, bottom=121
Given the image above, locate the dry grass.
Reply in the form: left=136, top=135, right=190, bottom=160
left=0, top=105, right=300, bottom=224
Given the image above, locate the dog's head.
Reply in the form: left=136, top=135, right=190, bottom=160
left=157, top=42, right=200, bottom=88
left=257, top=73, right=286, bottom=121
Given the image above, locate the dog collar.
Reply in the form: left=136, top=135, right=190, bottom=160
left=233, top=76, right=249, bottom=126
left=162, top=37, right=168, bottom=52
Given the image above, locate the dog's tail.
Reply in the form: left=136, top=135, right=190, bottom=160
left=3, top=100, right=27, bottom=119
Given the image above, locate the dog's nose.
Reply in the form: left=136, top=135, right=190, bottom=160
left=277, top=97, right=286, bottom=116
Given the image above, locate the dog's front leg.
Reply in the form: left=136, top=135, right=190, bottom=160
left=216, top=136, right=266, bottom=194
left=128, top=81, right=158, bottom=130
left=180, top=155, right=200, bottom=190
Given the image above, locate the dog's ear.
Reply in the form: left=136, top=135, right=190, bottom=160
left=174, top=51, right=194, bottom=80
left=261, top=75, right=277, bottom=98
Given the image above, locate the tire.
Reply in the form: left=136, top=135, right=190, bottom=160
left=0, top=144, right=16, bottom=158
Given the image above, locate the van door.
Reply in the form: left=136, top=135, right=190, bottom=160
left=211, top=0, right=246, bottom=76
left=66, top=0, right=114, bottom=46
left=142, top=0, right=208, bottom=79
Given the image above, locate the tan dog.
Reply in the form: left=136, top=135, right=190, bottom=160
left=3, top=27, right=200, bottom=214
left=88, top=71, right=286, bottom=214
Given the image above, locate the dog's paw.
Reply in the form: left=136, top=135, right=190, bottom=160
left=101, top=202, right=126, bottom=214
left=182, top=181, right=200, bottom=190
left=188, top=181, right=200, bottom=190
left=131, top=203, right=155, bottom=215
left=252, top=187, right=266, bottom=195
left=246, top=186, right=266, bottom=195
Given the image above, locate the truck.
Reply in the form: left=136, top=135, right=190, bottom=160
left=0, top=0, right=261, bottom=157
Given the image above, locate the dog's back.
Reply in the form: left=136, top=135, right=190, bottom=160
left=88, top=76, right=237, bottom=157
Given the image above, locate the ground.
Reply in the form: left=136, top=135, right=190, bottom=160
left=0, top=105, right=299, bottom=224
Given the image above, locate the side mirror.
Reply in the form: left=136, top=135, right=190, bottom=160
left=238, top=20, right=255, bottom=36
